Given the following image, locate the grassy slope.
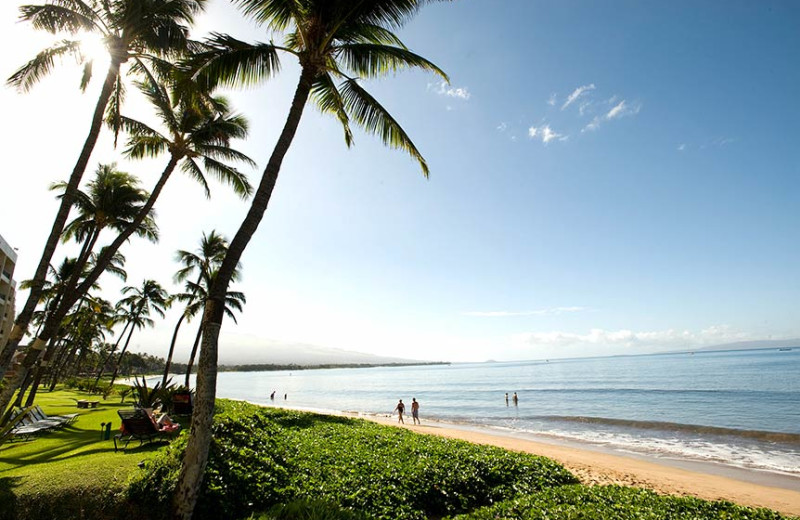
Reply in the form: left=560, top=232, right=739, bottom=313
left=0, top=388, right=169, bottom=520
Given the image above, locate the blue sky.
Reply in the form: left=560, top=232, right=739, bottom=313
left=1, top=0, right=798, bottom=362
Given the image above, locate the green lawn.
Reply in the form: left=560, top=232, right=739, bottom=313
left=0, top=388, right=170, bottom=519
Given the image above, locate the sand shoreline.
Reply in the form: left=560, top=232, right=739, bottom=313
left=358, top=413, right=800, bottom=517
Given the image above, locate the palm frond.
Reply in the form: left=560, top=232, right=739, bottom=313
left=180, top=157, right=212, bottom=198
left=311, top=73, right=353, bottom=147
left=199, top=157, right=253, bottom=199
left=189, top=32, right=281, bottom=89
left=18, top=3, right=99, bottom=34
left=336, top=43, right=448, bottom=80
left=339, top=78, right=429, bottom=176
left=7, top=40, right=83, bottom=91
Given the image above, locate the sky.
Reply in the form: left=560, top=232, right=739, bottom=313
left=0, top=0, right=798, bottom=363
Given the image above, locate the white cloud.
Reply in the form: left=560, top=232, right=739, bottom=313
left=562, top=83, right=595, bottom=110
left=528, top=124, right=566, bottom=144
left=497, top=122, right=507, bottom=132
left=606, top=99, right=641, bottom=119
left=677, top=143, right=686, bottom=151
left=464, top=306, right=587, bottom=317
left=581, top=99, right=642, bottom=132
left=431, top=81, right=471, bottom=100
left=547, top=93, right=557, bottom=106
left=512, top=325, right=751, bottom=350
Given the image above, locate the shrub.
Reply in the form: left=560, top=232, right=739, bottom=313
left=447, top=484, right=790, bottom=520
left=130, top=401, right=577, bottom=520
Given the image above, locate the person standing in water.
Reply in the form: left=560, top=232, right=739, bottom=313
left=505, top=393, right=509, bottom=406
left=513, top=392, right=518, bottom=406
left=394, top=399, right=405, bottom=424
left=411, top=398, right=420, bottom=425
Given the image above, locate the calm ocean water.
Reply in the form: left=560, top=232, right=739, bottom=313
left=188, top=348, right=800, bottom=478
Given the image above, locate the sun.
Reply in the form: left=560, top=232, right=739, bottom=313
left=78, top=33, right=110, bottom=65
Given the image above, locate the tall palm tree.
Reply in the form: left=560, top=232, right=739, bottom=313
left=0, top=74, right=253, bottom=420
left=2, top=0, right=205, bottom=374
left=176, top=272, right=246, bottom=388
left=172, top=1, right=448, bottom=516
left=162, top=230, right=239, bottom=387
left=106, top=280, right=170, bottom=388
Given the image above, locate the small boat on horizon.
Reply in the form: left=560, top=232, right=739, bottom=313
left=778, top=347, right=792, bottom=352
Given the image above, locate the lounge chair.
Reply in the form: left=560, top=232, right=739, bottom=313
left=114, top=408, right=181, bottom=452
left=1, top=407, right=52, bottom=442
left=34, top=405, right=78, bottom=426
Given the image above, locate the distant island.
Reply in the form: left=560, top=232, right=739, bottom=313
left=216, top=361, right=450, bottom=372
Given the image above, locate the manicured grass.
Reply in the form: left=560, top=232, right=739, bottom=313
left=0, top=388, right=171, bottom=520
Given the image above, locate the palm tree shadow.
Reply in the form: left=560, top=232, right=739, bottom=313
left=264, top=410, right=354, bottom=430
left=0, top=476, right=21, bottom=520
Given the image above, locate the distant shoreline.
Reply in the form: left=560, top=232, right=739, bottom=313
left=214, top=361, right=450, bottom=373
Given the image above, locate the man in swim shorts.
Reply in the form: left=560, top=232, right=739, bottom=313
left=411, top=397, right=420, bottom=425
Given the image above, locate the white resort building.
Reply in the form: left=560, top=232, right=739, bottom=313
left=0, top=234, right=17, bottom=348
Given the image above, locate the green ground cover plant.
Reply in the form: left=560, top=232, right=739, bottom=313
left=2, top=392, right=795, bottom=520
left=130, top=400, right=579, bottom=520
left=447, top=484, right=791, bottom=520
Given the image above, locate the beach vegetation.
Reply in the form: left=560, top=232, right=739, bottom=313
left=171, top=1, right=450, bottom=515
left=448, top=484, right=789, bottom=520
left=0, top=0, right=207, bottom=404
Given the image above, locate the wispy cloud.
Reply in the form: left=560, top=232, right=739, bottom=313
left=431, top=81, right=471, bottom=100
left=547, top=93, right=557, bottom=106
left=528, top=124, right=567, bottom=144
left=562, top=84, right=595, bottom=110
left=512, top=325, right=751, bottom=349
left=582, top=99, right=642, bottom=132
left=496, top=122, right=508, bottom=132
left=606, top=100, right=641, bottom=119
left=677, top=143, right=686, bottom=151
left=464, top=306, right=587, bottom=317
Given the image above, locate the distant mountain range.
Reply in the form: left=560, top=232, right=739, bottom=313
left=219, top=340, right=430, bottom=366
left=674, top=339, right=800, bottom=353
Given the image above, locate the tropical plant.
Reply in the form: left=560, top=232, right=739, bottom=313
left=2, top=0, right=206, bottom=373
left=0, top=69, right=253, bottom=423
left=172, top=2, right=448, bottom=517
left=105, top=280, right=170, bottom=388
left=177, top=272, right=246, bottom=388
left=132, top=376, right=175, bottom=410
left=162, top=230, right=241, bottom=387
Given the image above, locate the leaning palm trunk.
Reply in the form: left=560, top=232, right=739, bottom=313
left=184, top=319, right=203, bottom=388
left=164, top=271, right=203, bottom=387
left=0, top=61, right=121, bottom=377
left=92, top=320, right=130, bottom=391
left=0, top=156, right=180, bottom=423
left=108, top=320, right=138, bottom=388
left=173, top=66, right=315, bottom=520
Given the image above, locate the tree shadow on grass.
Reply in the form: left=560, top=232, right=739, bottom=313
left=0, top=476, right=21, bottom=520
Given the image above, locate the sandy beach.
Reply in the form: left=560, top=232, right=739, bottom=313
left=363, top=414, right=800, bottom=517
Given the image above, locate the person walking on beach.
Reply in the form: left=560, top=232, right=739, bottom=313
left=411, top=398, right=420, bottom=425
left=512, top=392, right=518, bottom=406
left=394, top=399, right=405, bottom=424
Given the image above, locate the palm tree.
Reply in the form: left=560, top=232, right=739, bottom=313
left=2, top=0, right=205, bottom=374
left=176, top=272, right=246, bottom=388
left=106, top=280, right=170, bottom=388
left=162, top=230, right=238, bottom=387
left=0, top=73, right=254, bottom=420
left=172, top=2, right=448, bottom=516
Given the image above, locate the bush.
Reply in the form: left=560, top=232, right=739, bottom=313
left=129, top=401, right=577, bottom=520
left=252, top=500, right=369, bottom=520
left=447, top=484, right=790, bottom=520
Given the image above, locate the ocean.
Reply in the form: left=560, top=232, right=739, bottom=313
left=188, top=348, right=800, bottom=482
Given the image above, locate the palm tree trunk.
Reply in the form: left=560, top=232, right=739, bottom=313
left=184, top=319, right=203, bottom=388
left=108, top=317, right=138, bottom=388
left=93, top=320, right=130, bottom=391
left=24, top=336, right=61, bottom=407
left=0, top=156, right=180, bottom=422
left=163, top=313, right=187, bottom=387
left=0, top=60, right=121, bottom=378
left=173, top=65, right=316, bottom=520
